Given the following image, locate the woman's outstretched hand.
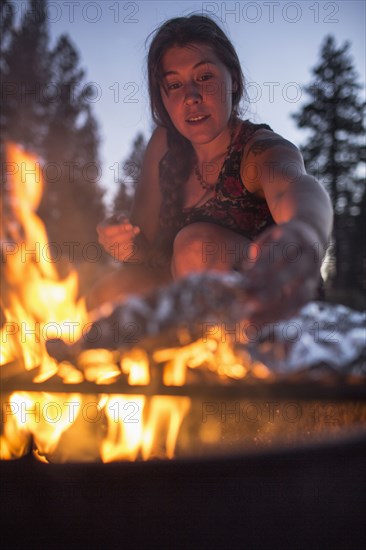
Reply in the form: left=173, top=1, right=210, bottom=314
left=97, top=213, right=141, bottom=262
left=241, top=219, right=323, bottom=325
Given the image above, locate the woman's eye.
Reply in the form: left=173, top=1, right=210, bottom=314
left=198, top=73, right=213, bottom=81
left=167, top=82, right=181, bottom=90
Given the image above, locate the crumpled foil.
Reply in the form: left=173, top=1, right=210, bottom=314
left=81, top=272, right=365, bottom=376
left=246, top=301, right=365, bottom=376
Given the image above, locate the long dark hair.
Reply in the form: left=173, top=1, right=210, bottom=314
left=145, top=15, right=246, bottom=250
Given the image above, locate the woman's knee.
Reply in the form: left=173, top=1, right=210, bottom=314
left=173, top=223, right=210, bottom=257
left=172, top=222, right=244, bottom=277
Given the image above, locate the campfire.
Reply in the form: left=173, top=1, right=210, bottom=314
left=1, top=143, right=365, bottom=464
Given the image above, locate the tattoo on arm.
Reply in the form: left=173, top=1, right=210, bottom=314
left=247, top=138, right=299, bottom=157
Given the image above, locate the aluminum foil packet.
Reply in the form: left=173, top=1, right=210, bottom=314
left=70, top=272, right=366, bottom=377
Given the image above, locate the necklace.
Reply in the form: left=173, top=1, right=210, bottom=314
left=193, top=122, right=237, bottom=191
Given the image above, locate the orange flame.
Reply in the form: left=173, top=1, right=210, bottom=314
left=1, top=143, right=270, bottom=463
left=0, top=143, right=197, bottom=462
left=1, top=143, right=88, bottom=377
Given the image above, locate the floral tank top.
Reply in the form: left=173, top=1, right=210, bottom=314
left=164, top=120, right=275, bottom=241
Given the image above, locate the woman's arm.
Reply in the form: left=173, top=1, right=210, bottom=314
left=126, top=125, right=168, bottom=263
left=240, top=129, right=333, bottom=322
left=98, top=126, right=168, bottom=263
left=130, top=125, right=168, bottom=246
left=243, top=130, right=332, bottom=252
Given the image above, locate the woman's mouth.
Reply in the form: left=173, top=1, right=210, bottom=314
left=186, top=114, right=210, bottom=125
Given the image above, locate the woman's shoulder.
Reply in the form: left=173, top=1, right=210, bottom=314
left=238, top=121, right=299, bottom=194
left=238, top=118, right=274, bottom=142
left=237, top=119, right=301, bottom=158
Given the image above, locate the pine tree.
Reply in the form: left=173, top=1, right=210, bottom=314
left=0, top=0, right=15, bottom=166
left=1, top=0, right=51, bottom=152
left=113, top=132, right=147, bottom=214
left=1, top=0, right=106, bottom=272
left=38, top=33, right=106, bottom=260
left=292, top=35, right=366, bottom=292
left=0, top=0, right=13, bottom=54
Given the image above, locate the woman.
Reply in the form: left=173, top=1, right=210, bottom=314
left=96, top=15, right=333, bottom=324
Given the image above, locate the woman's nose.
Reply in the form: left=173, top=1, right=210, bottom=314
left=184, top=82, right=202, bottom=104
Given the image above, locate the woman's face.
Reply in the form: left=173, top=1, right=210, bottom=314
left=160, top=43, right=236, bottom=145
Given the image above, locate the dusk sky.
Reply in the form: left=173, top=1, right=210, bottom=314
left=25, top=0, right=365, bottom=206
